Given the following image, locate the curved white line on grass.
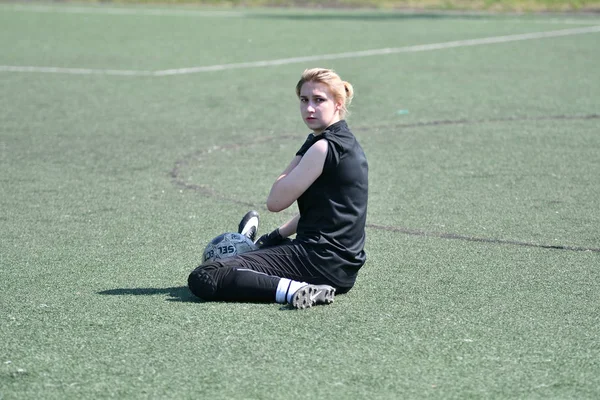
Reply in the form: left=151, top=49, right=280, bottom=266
left=155, top=25, right=600, bottom=75
left=1, top=26, right=599, bottom=77
left=3, top=4, right=246, bottom=17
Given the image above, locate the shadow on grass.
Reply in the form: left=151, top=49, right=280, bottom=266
left=98, top=286, right=203, bottom=303
left=98, top=287, right=338, bottom=309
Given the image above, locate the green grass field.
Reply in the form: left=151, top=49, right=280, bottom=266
left=1, top=3, right=600, bottom=399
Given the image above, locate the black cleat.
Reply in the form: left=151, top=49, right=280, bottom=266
left=238, top=210, right=259, bottom=242
left=290, top=284, right=335, bottom=309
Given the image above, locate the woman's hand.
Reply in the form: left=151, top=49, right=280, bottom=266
left=255, top=229, right=284, bottom=248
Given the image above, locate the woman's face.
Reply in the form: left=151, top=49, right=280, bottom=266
left=299, top=81, right=341, bottom=135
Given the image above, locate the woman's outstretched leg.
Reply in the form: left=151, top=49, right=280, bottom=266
left=188, top=263, right=280, bottom=302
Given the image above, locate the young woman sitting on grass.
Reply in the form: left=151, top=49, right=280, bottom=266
left=188, top=68, right=368, bottom=309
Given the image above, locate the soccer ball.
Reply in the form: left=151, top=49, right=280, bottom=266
left=202, top=232, right=257, bottom=263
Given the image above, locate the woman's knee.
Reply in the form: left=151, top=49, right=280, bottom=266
left=188, top=264, right=219, bottom=300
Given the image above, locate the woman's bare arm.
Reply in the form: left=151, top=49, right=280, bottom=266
left=266, top=139, right=328, bottom=212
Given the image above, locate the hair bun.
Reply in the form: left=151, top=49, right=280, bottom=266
left=343, top=81, right=354, bottom=105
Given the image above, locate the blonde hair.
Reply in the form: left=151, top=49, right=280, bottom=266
left=295, top=68, right=354, bottom=119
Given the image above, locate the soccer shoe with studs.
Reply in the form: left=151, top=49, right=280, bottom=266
left=238, top=210, right=259, bottom=242
left=290, top=284, right=335, bottom=309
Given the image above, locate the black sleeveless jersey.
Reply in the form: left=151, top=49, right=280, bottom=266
left=294, top=120, right=368, bottom=287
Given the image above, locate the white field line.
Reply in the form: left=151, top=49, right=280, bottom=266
left=155, top=25, right=600, bottom=76
left=2, top=4, right=247, bottom=17
left=1, top=25, right=599, bottom=77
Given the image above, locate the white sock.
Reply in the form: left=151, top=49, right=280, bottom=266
left=275, top=278, right=307, bottom=304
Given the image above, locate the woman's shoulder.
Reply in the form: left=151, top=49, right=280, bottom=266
left=323, top=120, right=351, bottom=135
left=323, top=120, right=356, bottom=147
